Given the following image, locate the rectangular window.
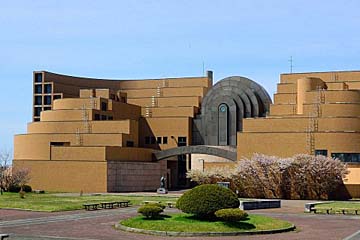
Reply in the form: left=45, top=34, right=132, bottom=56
left=108, top=116, right=113, bottom=120
left=157, top=137, right=162, bottom=144
left=178, top=137, right=187, bottom=146
left=34, top=118, right=40, bottom=122
left=94, top=114, right=100, bottom=120
left=35, top=96, right=42, bottom=105
left=101, top=102, right=107, bottom=111
left=163, top=137, right=168, bottom=144
left=44, top=95, right=51, bottom=105
left=126, top=141, right=134, bottom=147
left=44, top=84, right=52, bottom=94
left=101, top=115, right=107, bottom=120
left=44, top=107, right=51, bottom=111
left=34, top=73, right=43, bottom=82
left=151, top=136, right=156, bottom=144
left=35, top=85, right=42, bottom=94
left=53, top=94, right=62, bottom=100
left=315, top=149, right=328, bottom=156
left=331, top=153, right=360, bottom=163
left=34, top=107, right=42, bottom=116
left=145, top=136, right=150, bottom=144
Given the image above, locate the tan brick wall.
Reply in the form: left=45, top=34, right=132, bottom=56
left=139, top=117, right=191, bottom=150
left=276, top=83, right=297, bottom=94
left=303, top=103, right=360, bottom=117
left=243, top=117, right=360, bottom=132
left=127, top=96, right=200, bottom=108
left=273, top=93, right=297, bottom=104
left=269, top=104, right=297, bottom=115
left=281, top=71, right=360, bottom=84
left=27, top=120, right=133, bottom=134
left=140, top=106, right=198, bottom=118
left=13, top=160, right=108, bottom=192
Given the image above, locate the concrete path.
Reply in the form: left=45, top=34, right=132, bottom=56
left=0, top=199, right=359, bottom=240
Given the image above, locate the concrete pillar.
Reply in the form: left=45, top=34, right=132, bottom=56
left=296, top=77, right=326, bottom=114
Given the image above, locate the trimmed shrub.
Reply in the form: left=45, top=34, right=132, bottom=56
left=215, top=208, right=248, bottom=222
left=145, top=202, right=166, bottom=210
left=22, top=185, right=32, bottom=193
left=176, top=184, right=239, bottom=219
left=138, top=205, right=163, bottom=219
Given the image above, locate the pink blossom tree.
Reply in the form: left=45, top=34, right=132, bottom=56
left=187, top=154, right=349, bottom=200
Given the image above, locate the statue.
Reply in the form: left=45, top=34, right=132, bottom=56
left=157, top=175, right=168, bottom=194
left=160, top=176, right=166, bottom=188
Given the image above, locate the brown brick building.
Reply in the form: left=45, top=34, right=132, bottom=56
left=13, top=70, right=360, bottom=197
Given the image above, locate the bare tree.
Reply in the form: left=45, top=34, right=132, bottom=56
left=0, top=149, right=11, bottom=195
left=0, top=149, right=31, bottom=195
left=11, top=168, right=31, bottom=189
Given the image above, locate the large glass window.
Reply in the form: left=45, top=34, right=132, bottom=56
left=44, top=84, right=52, bottom=94
left=157, top=137, right=162, bottom=144
left=331, top=153, right=360, bottom=163
left=34, top=96, right=42, bottom=105
left=315, top=149, right=328, bottom=156
left=35, top=85, right=42, bottom=94
left=44, top=96, right=51, bottom=105
left=53, top=94, right=62, bottom=100
left=34, top=73, right=42, bottom=82
left=126, top=141, right=134, bottom=147
left=34, top=107, right=42, bottom=116
left=178, top=137, right=187, bottom=146
left=163, top=137, right=168, bottom=144
left=101, top=102, right=107, bottom=111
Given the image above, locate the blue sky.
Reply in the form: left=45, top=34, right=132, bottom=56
left=1, top=0, right=360, bottom=150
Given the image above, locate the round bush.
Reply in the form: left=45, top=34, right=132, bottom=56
left=176, top=184, right=239, bottom=219
left=215, top=208, right=248, bottom=222
left=138, top=205, right=163, bottom=219
left=145, top=202, right=166, bottom=210
left=22, top=185, right=32, bottom=193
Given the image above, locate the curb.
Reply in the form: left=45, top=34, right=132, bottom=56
left=115, top=223, right=296, bottom=237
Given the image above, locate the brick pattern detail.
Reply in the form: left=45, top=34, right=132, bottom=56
left=107, top=161, right=167, bottom=192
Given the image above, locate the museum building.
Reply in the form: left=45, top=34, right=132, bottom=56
left=13, top=70, right=360, bottom=197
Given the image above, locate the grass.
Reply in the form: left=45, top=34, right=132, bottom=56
left=121, top=213, right=293, bottom=233
left=0, top=192, right=178, bottom=212
left=314, top=201, right=360, bottom=214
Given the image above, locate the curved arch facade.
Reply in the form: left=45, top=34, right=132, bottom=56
left=193, top=76, right=272, bottom=146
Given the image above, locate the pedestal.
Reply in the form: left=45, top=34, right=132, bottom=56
left=157, top=188, right=168, bottom=194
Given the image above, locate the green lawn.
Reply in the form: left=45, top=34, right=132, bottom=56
left=0, top=192, right=178, bottom=212
left=121, top=213, right=293, bottom=233
left=315, top=201, right=360, bottom=213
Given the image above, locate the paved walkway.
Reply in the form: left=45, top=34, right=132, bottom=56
left=0, top=199, right=359, bottom=240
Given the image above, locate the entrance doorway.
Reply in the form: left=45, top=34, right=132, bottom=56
left=177, top=137, right=187, bottom=186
